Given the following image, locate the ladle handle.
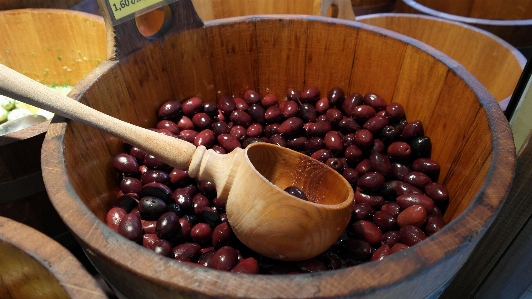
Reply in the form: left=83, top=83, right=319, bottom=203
left=0, top=64, right=198, bottom=170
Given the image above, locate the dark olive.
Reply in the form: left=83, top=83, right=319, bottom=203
left=284, top=186, right=308, bottom=201
left=409, top=136, right=432, bottom=159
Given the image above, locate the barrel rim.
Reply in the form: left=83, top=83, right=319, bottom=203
left=401, top=0, right=532, bottom=25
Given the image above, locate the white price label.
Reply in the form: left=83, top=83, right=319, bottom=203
left=108, top=0, right=165, bottom=21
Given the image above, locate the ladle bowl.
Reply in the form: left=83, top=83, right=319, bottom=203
left=222, top=143, right=353, bottom=260
left=35, top=0, right=515, bottom=297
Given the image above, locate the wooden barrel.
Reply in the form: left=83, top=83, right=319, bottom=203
left=40, top=0, right=515, bottom=298
left=357, top=13, right=527, bottom=110
left=191, top=0, right=355, bottom=21
left=0, top=9, right=107, bottom=248
left=0, top=216, right=107, bottom=298
left=396, top=0, right=532, bottom=57
left=351, top=0, right=396, bottom=16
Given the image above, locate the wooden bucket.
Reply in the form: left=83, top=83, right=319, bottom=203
left=40, top=0, right=515, bottom=298
left=0, top=216, right=107, bottom=298
left=396, top=0, right=532, bottom=57
left=357, top=13, right=527, bottom=111
left=351, top=0, right=396, bottom=16
left=191, top=0, right=356, bottom=21
left=0, top=9, right=107, bottom=248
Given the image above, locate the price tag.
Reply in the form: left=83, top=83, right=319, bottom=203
left=107, top=0, right=167, bottom=23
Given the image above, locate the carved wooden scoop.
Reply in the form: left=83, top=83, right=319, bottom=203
left=0, top=64, right=353, bottom=261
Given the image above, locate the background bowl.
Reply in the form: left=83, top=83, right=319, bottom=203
left=0, top=8, right=107, bottom=248
left=41, top=0, right=515, bottom=298
left=0, top=216, right=107, bottom=299
left=357, top=13, right=527, bottom=111
left=396, top=0, right=532, bottom=57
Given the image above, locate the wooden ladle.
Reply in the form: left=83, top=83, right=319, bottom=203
left=0, top=64, right=354, bottom=261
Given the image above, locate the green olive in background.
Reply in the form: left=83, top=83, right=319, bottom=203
left=0, top=95, right=15, bottom=111
left=0, top=107, right=7, bottom=123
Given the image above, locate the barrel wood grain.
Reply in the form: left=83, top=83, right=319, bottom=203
left=38, top=0, right=515, bottom=298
